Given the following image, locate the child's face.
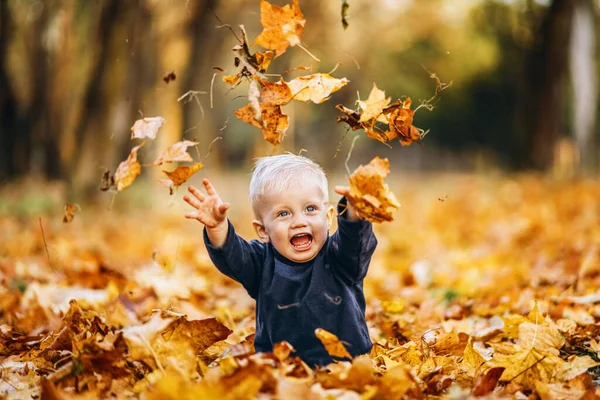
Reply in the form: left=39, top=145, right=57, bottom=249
left=253, top=180, right=334, bottom=263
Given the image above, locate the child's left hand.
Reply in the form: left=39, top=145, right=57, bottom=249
left=334, top=186, right=360, bottom=220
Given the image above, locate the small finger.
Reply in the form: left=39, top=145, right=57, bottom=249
left=188, top=185, right=206, bottom=201
left=184, top=212, right=197, bottom=219
left=183, top=194, right=201, bottom=209
left=203, top=179, right=217, bottom=196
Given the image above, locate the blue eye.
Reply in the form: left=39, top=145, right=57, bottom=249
left=278, top=211, right=289, bottom=217
left=306, top=205, right=316, bottom=212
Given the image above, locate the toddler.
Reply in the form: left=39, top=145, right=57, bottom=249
left=184, top=154, right=377, bottom=366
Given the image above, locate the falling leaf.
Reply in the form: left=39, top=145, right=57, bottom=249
left=314, top=328, right=352, bottom=359
left=234, top=103, right=289, bottom=146
left=341, top=0, right=350, bottom=29
left=252, top=0, right=306, bottom=57
left=163, top=71, right=176, bottom=84
left=154, top=140, right=198, bottom=165
left=346, top=157, right=400, bottom=223
left=258, top=77, right=293, bottom=106
left=114, top=144, right=144, bottom=191
left=383, top=98, right=421, bottom=146
left=222, top=73, right=242, bottom=87
left=99, top=169, right=114, bottom=191
left=161, top=163, right=203, bottom=194
left=131, top=117, right=165, bottom=140
left=358, top=83, right=391, bottom=123
left=286, top=73, right=349, bottom=104
left=63, top=204, right=78, bottom=223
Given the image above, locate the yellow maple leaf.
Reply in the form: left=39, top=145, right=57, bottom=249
left=489, top=342, right=564, bottom=386
left=347, top=156, right=400, bottom=223
left=114, top=144, right=144, bottom=191
left=252, top=0, right=306, bottom=58
left=286, top=73, right=349, bottom=104
left=358, top=83, right=391, bottom=123
left=314, top=328, right=351, bottom=359
left=154, top=140, right=198, bottom=165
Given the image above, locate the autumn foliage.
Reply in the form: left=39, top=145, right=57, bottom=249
left=3, top=0, right=598, bottom=399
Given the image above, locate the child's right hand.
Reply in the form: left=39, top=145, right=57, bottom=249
left=184, top=179, right=230, bottom=228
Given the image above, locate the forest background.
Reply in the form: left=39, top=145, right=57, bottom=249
left=1, top=0, right=599, bottom=194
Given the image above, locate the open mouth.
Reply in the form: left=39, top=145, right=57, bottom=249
left=290, top=233, right=313, bottom=251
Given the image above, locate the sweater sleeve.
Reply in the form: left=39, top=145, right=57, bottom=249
left=203, top=220, right=265, bottom=299
left=326, top=197, right=378, bottom=284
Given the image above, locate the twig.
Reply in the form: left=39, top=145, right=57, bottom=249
left=344, top=52, right=360, bottom=70
left=210, top=73, right=217, bottom=109
left=414, top=65, right=453, bottom=113
left=297, top=43, right=321, bottom=63
left=177, top=90, right=207, bottom=120
left=109, top=192, right=117, bottom=211
left=334, top=126, right=351, bottom=159
left=202, top=136, right=223, bottom=162
left=38, top=218, right=52, bottom=269
left=213, top=11, right=241, bottom=43
left=219, top=118, right=229, bottom=131
left=345, top=135, right=359, bottom=176
left=327, top=62, right=342, bottom=75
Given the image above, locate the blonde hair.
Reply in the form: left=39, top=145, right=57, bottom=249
left=249, top=154, right=328, bottom=217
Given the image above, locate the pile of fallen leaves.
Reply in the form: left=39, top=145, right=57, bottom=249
left=1, top=174, right=600, bottom=399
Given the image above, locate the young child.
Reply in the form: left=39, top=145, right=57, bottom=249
left=183, top=154, right=378, bottom=367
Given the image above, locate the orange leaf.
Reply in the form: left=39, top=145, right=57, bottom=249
left=162, top=163, right=203, bottom=193
left=358, top=83, right=391, bottom=123
left=258, top=77, right=293, bottom=106
left=347, top=157, right=400, bottom=223
left=130, top=117, right=165, bottom=140
left=222, top=73, right=242, bottom=87
left=114, top=144, right=144, bottom=191
left=252, top=0, right=306, bottom=57
left=63, top=204, right=77, bottom=223
left=314, top=328, right=352, bottom=359
left=154, top=141, right=198, bottom=165
left=287, top=73, right=349, bottom=104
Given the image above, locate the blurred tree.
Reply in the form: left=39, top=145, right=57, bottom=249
left=569, top=0, right=597, bottom=174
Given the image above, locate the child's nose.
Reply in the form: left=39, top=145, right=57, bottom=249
left=291, top=215, right=308, bottom=228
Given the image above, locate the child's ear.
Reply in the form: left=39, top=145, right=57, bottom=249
left=252, top=220, right=270, bottom=243
left=327, top=205, right=335, bottom=229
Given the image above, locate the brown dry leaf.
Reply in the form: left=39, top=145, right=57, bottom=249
left=358, top=83, right=391, bottom=123
left=335, top=105, right=363, bottom=131
left=131, top=116, right=165, bottom=140
left=63, top=204, right=76, bottom=223
left=114, top=144, right=144, bottom=191
left=154, top=140, right=198, bottom=165
left=472, top=367, right=505, bottom=396
left=314, top=328, right=351, bottom=359
left=383, top=98, right=421, bottom=146
left=286, top=73, right=349, bottom=104
left=235, top=102, right=289, bottom=146
left=347, top=157, right=400, bottom=223
left=258, top=77, right=293, bottom=106
left=260, top=104, right=289, bottom=145
left=252, top=0, right=306, bottom=58
left=162, top=163, right=203, bottom=188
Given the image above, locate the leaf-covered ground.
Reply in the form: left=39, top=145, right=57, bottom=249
left=1, top=174, right=600, bottom=399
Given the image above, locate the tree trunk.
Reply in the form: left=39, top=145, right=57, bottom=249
left=519, top=0, right=575, bottom=170
left=569, top=0, right=597, bottom=175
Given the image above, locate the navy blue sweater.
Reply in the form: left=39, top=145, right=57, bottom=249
left=203, top=200, right=378, bottom=366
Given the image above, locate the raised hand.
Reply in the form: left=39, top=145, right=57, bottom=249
left=334, top=185, right=359, bottom=220
left=184, top=179, right=230, bottom=228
